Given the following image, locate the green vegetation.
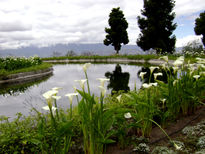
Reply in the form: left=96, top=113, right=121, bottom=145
left=0, top=56, right=52, bottom=79
left=0, top=56, right=205, bottom=153
left=137, top=0, right=177, bottom=54
left=104, top=7, right=129, bottom=54
left=194, top=11, right=205, bottom=47
left=42, top=54, right=205, bottom=64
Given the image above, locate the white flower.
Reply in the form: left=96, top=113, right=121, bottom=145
left=124, top=112, right=132, bottom=119
left=160, top=98, right=166, bottom=104
left=97, top=78, right=110, bottom=87
left=116, top=95, right=122, bottom=102
left=142, top=83, right=152, bottom=89
left=172, top=66, right=179, bottom=73
left=159, top=56, right=168, bottom=63
left=173, top=56, right=184, bottom=67
left=139, top=72, right=147, bottom=80
left=83, top=63, right=91, bottom=72
left=174, top=143, right=183, bottom=151
left=173, top=80, right=178, bottom=86
left=65, top=93, right=78, bottom=103
left=52, top=95, right=61, bottom=100
left=43, top=90, right=58, bottom=100
left=75, top=79, right=87, bottom=89
left=151, top=82, right=158, bottom=87
left=42, top=106, right=57, bottom=111
left=98, top=86, right=106, bottom=97
left=149, top=66, right=159, bottom=74
left=193, top=75, right=200, bottom=80
left=154, top=72, right=163, bottom=79
left=52, top=87, right=62, bottom=91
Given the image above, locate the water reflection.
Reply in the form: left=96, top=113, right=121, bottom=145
left=137, top=67, right=174, bottom=84
left=0, top=75, right=52, bottom=96
left=105, top=64, right=130, bottom=94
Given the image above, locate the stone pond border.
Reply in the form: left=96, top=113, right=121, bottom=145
left=43, top=58, right=175, bottom=65
left=0, top=67, right=53, bottom=84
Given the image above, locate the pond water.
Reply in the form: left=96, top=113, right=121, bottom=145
left=0, top=63, right=144, bottom=119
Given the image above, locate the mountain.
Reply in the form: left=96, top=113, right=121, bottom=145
left=0, top=43, right=144, bottom=57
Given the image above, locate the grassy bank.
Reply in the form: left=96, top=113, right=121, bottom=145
left=0, top=63, right=52, bottom=79
left=42, top=54, right=205, bottom=63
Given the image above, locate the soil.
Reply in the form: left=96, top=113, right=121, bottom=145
left=106, top=106, right=205, bottom=154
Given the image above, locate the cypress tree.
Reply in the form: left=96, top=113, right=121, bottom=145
left=104, top=7, right=129, bottom=54
left=137, top=0, right=177, bottom=54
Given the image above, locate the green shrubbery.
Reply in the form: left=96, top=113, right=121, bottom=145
left=0, top=56, right=42, bottom=71
left=0, top=56, right=205, bottom=153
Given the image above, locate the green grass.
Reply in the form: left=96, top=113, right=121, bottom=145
left=42, top=54, right=205, bottom=63
left=0, top=63, right=52, bottom=79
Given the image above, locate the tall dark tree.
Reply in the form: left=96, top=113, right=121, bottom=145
left=104, top=7, right=129, bottom=54
left=194, top=11, right=205, bottom=47
left=137, top=0, right=177, bottom=54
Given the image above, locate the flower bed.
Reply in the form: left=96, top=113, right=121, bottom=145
left=0, top=56, right=204, bottom=153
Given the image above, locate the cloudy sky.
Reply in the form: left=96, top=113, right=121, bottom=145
left=0, top=0, right=204, bottom=50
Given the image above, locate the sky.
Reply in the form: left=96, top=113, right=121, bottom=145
left=0, top=0, right=204, bottom=50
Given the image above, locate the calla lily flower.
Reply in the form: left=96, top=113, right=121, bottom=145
left=172, top=66, right=179, bottom=73
left=124, top=112, right=132, bottom=119
left=173, top=80, right=178, bottom=86
left=43, top=90, right=58, bottom=100
left=65, top=93, right=78, bottom=104
left=149, top=66, right=159, bottom=74
left=159, top=56, right=168, bottom=63
left=193, top=75, right=200, bottom=80
left=173, top=56, right=184, bottom=67
left=52, top=95, right=61, bottom=100
left=116, top=95, right=122, bottom=102
left=139, top=72, right=147, bottom=80
left=97, top=78, right=110, bottom=87
left=154, top=72, right=163, bottom=80
left=83, top=63, right=91, bottom=72
left=42, top=106, right=57, bottom=111
left=98, top=86, right=106, bottom=97
left=75, top=79, right=87, bottom=89
left=142, top=83, right=152, bottom=89
left=151, top=82, right=158, bottom=87
left=52, top=87, right=62, bottom=91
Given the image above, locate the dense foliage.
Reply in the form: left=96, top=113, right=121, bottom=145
left=137, top=0, right=177, bottom=54
left=0, top=56, right=42, bottom=71
left=104, top=7, right=129, bottom=54
left=194, top=11, right=205, bottom=47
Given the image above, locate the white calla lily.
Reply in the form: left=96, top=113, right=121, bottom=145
left=154, top=72, right=163, bottom=80
left=52, top=95, right=61, bottom=100
left=142, top=83, right=152, bottom=89
left=159, top=56, right=168, bottom=63
left=43, top=90, right=58, bottom=100
left=65, top=93, right=78, bottom=103
left=124, top=112, right=132, bottom=119
left=42, top=106, right=57, bottom=111
left=149, top=66, right=159, bottom=74
left=193, top=75, right=200, bottom=80
left=98, top=86, right=106, bottom=97
left=83, top=63, right=91, bottom=72
left=97, top=78, right=110, bottom=87
left=75, top=79, right=87, bottom=89
left=139, top=72, right=147, bottom=80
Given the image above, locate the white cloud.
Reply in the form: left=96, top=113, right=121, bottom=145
left=176, top=35, right=202, bottom=47
left=0, top=0, right=204, bottom=49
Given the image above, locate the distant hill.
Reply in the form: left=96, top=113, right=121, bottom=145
left=0, top=43, right=144, bottom=57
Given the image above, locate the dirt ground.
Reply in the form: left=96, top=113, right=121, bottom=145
left=106, top=106, right=205, bottom=154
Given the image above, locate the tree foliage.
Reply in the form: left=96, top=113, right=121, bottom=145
left=194, top=11, right=205, bottom=47
left=104, top=7, right=129, bottom=54
left=137, top=0, right=177, bottom=54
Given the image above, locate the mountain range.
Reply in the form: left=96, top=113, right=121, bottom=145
left=0, top=43, right=181, bottom=57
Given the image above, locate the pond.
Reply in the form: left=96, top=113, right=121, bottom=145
left=0, top=63, right=145, bottom=119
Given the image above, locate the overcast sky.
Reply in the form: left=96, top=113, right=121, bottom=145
left=0, top=0, right=204, bottom=50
